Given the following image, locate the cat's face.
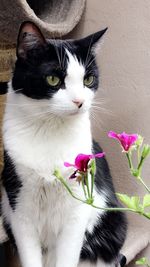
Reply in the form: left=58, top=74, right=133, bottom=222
left=12, top=22, right=107, bottom=118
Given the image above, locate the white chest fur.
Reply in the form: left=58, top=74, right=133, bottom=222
left=2, top=92, right=107, bottom=267
left=3, top=94, right=94, bottom=228
left=3, top=95, right=92, bottom=179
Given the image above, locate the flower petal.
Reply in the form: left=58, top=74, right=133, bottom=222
left=108, top=131, right=138, bottom=151
left=108, top=131, right=119, bottom=140
left=75, top=154, right=90, bottom=172
left=64, top=152, right=105, bottom=173
left=89, top=152, right=105, bottom=159
left=64, top=162, right=75, bottom=168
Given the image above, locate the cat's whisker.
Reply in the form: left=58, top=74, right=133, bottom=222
left=92, top=98, right=107, bottom=103
left=92, top=94, right=108, bottom=102
left=0, top=101, right=48, bottom=108
left=91, top=101, right=108, bottom=108
left=52, top=35, right=62, bottom=69
left=6, top=110, right=55, bottom=121
left=86, top=57, right=96, bottom=69
left=90, top=110, right=104, bottom=130
left=3, top=88, right=22, bottom=96
left=85, top=33, right=95, bottom=67
left=0, top=102, right=42, bottom=107
left=91, top=105, right=114, bottom=116
left=60, top=35, right=63, bottom=69
left=91, top=105, right=112, bottom=112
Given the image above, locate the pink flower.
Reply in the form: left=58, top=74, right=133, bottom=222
left=108, top=131, right=138, bottom=151
left=64, top=152, right=105, bottom=174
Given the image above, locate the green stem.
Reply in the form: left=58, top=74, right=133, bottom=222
left=70, top=191, right=150, bottom=218
left=126, top=152, right=150, bottom=193
left=126, top=152, right=133, bottom=170
left=89, top=203, right=135, bottom=212
left=90, top=171, right=94, bottom=200
left=137, top=176, right=150, bottom=193
left=140, top=212, right=150, bottom=220
left=54, top=171, right=150, bottom=219
left=137, top=146, right=141, bottom=165
left=137, top=156, right=144, bottom=172
left=81, top=177, right=87, bottom=200
left=85, top=173, right=91, bottom=199
left=70, top=193, right=150, bottom=219
left=56, top=176, right=137, bottom=212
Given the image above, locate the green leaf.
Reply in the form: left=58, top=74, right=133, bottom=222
left=116, top=194, right=141, bottom=211
left=131, top=196, right=141, bottom=210
left=143, top=194, right=150, bottom=208
left=116, top=193, right=131, bottom=206
left=136, top=257, right=148, bottom=265
left=116, top=194, right=134, bottom=209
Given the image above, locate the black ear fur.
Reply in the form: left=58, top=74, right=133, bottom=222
left=75, top=28, right=108, bottom=50
left=17, top=21, right=46, bottom=59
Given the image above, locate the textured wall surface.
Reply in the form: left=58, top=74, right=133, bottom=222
left=70, top=0, right=150, bottom=262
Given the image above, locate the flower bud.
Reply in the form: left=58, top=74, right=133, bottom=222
left=141, top=144, right=150, bottom=159
left=135, top=135, right=144, bottom=147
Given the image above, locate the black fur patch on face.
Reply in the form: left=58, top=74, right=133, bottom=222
left=66, top=40, right=99, bottom=91
left=12, top=22, right=107, bottom=100
left=12, top=39, right=99, bottom=100
left=80, top=141, right=127, bottom=264
left=12, top=42, right=68, bottom=99
left=1, top=151, right=22, bottom=211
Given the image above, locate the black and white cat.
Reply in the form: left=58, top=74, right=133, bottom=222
left=1, top=22, right=127, bottom=267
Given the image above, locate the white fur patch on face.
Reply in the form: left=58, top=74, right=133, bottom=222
left=49, top=49, right=94, bottom=117
left=7, top=50, right=95, bottom=119
left=65, top=49, right=85, bottom=86
left=65, top=49, right=86, bottom=104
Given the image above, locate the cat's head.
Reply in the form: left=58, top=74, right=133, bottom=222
left=12, top=21, right=107, bottom=118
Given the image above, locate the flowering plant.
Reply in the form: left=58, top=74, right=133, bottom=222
left=54, top=131, right=150, bottom=265
left=108, top=131, right=138, bottom=152
left=54, top=131, right=150, bottom=216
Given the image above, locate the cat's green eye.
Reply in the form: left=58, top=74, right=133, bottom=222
left=46, top=75, right=60, bottom=87
left=84, top=75, right=94, bottom=87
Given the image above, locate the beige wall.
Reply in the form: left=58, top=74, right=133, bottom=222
left=70, top=0, right=150, bottom=262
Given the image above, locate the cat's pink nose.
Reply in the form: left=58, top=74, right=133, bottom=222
left=72, top=100, right=83, bottom=108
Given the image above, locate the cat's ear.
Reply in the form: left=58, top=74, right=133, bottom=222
left=17, top=21, right=46, bottom=59
left=76, top=28, right=108, bottom=52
